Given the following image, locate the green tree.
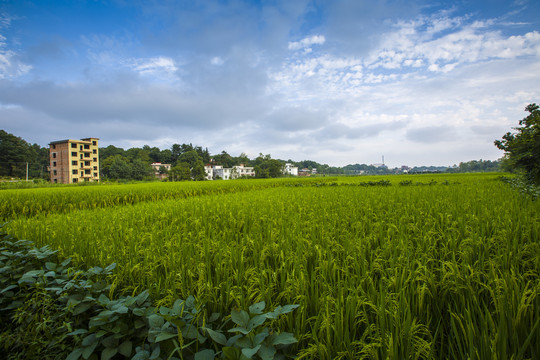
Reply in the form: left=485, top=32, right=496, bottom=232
left=495, top=103, right=540, bottom=184
left=131, top=159, right=153, bottom=180
left=191, top=160, right=206, bottom=181
left=101, top=155, right=131, bottom=180
left=0, top=130, right=41, bottom=178
left=169, top=162, right=191, bottom=181
left=178, top=150, right=202, bottom=168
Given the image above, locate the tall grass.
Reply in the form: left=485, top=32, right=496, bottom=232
left=4, top=173, right=539, bottom=359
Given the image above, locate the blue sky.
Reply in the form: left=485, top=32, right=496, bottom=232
left=1, top=0, right=539, bottom=167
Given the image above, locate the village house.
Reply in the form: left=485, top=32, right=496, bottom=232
left=283, top=163, right=299, bottom=176
left=204, top=164, right=255, bottom=180
left=150, top=162, right=171, bottom=180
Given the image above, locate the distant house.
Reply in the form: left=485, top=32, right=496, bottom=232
left=283, top=163, right=298, bottom=176
left=298, top=168, right=311, bottom=176
left=150, top=162, right=171, bottom=180
left=204, top=164, right=255, bottom=180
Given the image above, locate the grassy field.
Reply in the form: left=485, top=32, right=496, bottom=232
left=2, top=173, right=539, bottom=359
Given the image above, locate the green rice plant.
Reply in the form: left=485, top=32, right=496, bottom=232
left=3, top=173, right=539, bottom=359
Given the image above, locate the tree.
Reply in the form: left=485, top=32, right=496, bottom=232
left=495, top=103, right=540, bottom=184
left=131, top=159, right=153, bottom=180
left=101, top=155, right=131, bottom=180
left=191, top=160, right=206, bottom=181
left=169, top=162, right=191, bottom=181
left=178, top=150, right=202, bottom=168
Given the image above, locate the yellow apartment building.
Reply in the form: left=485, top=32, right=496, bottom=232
left=49, top=138, right=100, bottom=184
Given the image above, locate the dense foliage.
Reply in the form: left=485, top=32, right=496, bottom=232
left=495, top=103, right=540, bottom=184
left=2, top=174, right=539, bottom=359
left=0, top=130, right=49, bottom=179
left=0, top=227, right=299, bottom=360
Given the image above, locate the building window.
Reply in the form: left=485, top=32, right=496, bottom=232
left=80, top=171, right=84, bottom=176
left=53, top=161, right=57, bottom=167
left=71, top=152, right=77, bottom=157
left=52, top=144, right=56, bottom=149
left=80, top=154, right=83, bottom=159
left=72, top=161, right=77, bottom=166
left=93, top=158, right=97, bottom=162
left=85, top=161, right=90, bottom=166
left=84, top=153, right=90, bottom=158
left=53, top=170, right=57, bottom=175
left=94, top=173, right=98, bottom=177
left=71, top=143, right=77, bottom=148
left=52, top=153, right=57, bottom=158
left=84, top=144, right=90, bottom=149
left=93, top=149, right=97, bottom=154
left=85, top=169, right=91, bottom=174
left=73, top=178, right=78, bottom=183
left=72, top=170, right=77, bottom=175
left=92, top=141, right=96, bottom=146
left=93, top=166, right=98, bottom=170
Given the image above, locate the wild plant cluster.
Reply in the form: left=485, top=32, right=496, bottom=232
left=0, top=227, right=298, bottom=360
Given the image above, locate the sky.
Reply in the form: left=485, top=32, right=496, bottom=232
left=1, top=0, right=539, bottom=167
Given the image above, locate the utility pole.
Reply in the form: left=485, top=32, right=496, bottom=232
left=26, top=162, right=28, bottom=181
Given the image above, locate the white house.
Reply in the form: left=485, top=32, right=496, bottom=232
left=283, top=163, right=298, bottom=176
left=204, top=164, right=255, bottom=180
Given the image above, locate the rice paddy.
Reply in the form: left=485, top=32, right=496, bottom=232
left=2, top=173, right=539, bottom=359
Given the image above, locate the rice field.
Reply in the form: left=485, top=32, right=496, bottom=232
left=2, top=173, right=540, bottom=359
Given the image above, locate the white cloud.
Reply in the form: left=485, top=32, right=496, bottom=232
left=0, top=20, right=32, bottom=79
left=128, top=57, right=178, bottom=77
left=367, top=13, right=540, bottom=72
left=288, top=35, right=326, bottom=51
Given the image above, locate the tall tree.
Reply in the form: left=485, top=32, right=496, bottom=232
left=495, top=103, right=540, bottom=184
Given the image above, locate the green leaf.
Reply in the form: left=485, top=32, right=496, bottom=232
left=97, top=294, right=110, bottom=305
left=130, top=307, right=143, bottom=316
left=228, top=326, right=250, bottom=335
left=148, top=314, right=164, bottom=328
left=82, top=333, right=97, bottom=347
left=45, top=262, right=57, bottom=270
left=249, top=301, right=265, bottom=315
left=149, top=345, right=161, bottom=359
left=271, top=332, right=297, bottom=345
left=253, top=328, right=269, bottom=345
left=257, top=345, right=276, bottom=360
left=183, top=324, right=200, bottom=339
left=118, top=340, right=133, bottom=357
left=155, top=331, right=177, bottom=342
left=66, top=348, right=84, bottom=360
left=204, top=327, right=227, bottom=346
left=247, top=314, right=267, bottom=331
left=231, top=309, right=250, bottom=328
left=222, top=347, right=242, bottom=360
left=241, top=345, right=261, bottom=359
left=226, top=334, right=243, bottom=347
left=101, top=347, right=117, bottom=360
left=82, top=342, right=99, bottom=359
left=268, top=304, right=299, bottom=319
left=136, top=290, right=150, bottom=306
left=194, top=349, right=215, bottom=360
left=73, top=302, right=94, bottom=316
left=68, top=329, right=89, bottom=336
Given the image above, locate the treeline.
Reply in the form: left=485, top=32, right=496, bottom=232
left=0, top=130, right=502, bottom=182
left=0, top=130, right=49, bottom=179
left=100, top=144, right=287, bottom=180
